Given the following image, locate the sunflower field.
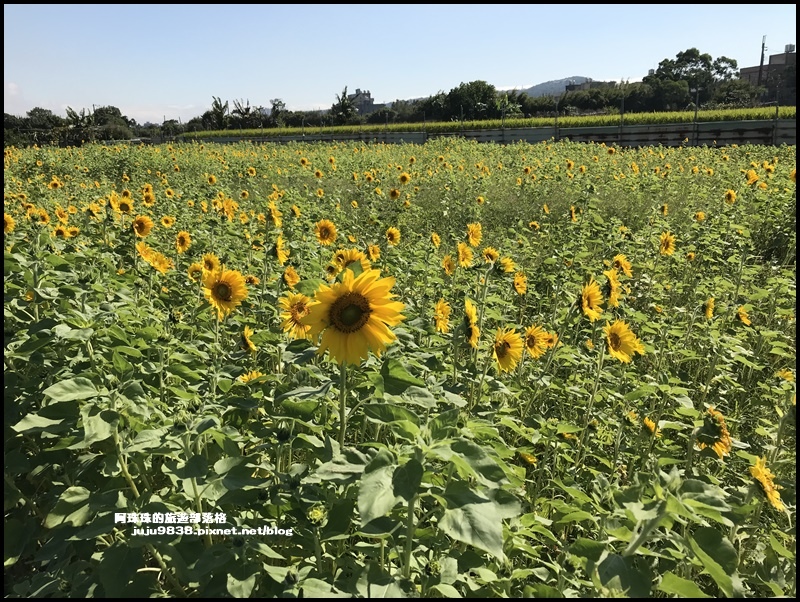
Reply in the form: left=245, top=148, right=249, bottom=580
left=3, top=138, right=796, bottom=598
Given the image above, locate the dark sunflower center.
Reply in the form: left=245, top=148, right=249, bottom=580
left=320, top=227, right=330, bottom=239
left=290, top=302, right=307, bottom=322
left=214, top=282, right=232, bottom=301
left=609, top=331, right=621, bottom=350
left=495, top=341, right=510, bottom=359
left=330, top=293, right=371, bottom=333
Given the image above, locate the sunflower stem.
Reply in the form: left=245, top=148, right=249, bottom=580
left=575, top=341, right=606, bottom=469
left=338, top=364, right=348, bottom=448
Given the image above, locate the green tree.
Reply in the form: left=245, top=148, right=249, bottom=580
left=210, top=96, right=229, bottom=130
left=446, top=80, right=498, bottom=121
left=331, top=86, right=357, bottom=125
left=270, top=98, right=286, bottom=127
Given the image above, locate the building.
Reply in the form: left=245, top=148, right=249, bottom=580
left=739, top=44, right=796, bottom=104
left=346, top=89, right=384, bottom=115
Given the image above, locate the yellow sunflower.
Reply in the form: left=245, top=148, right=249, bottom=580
left=464, top=299, right=480, bottom=349
left=187, top=262, right=204, bottom=282
left=333, top=247, right=371, bottom=272
left=704, top=297, right=715, bottom=320
left=241, top=325, right=257, bottom=354
left=612, top=254, right=633, bottom=278
left=736, top=305, right=751, bottom=326
left=431, top=232, right=441, bottom=248
left=466, top=222, right=482, bottom=247
left=433, top=299, right=451, bottom=333
left=302, top=268, right=406, bottom=365
left=283, top=265, right=300, bottom=289
left=457, top=242, right=473, bottom=267
left=386, top=227, right=401, bottom=246
left=697, top=407, right=732, bottom=460
left=239, top=370, right=264, bottom=384
left=202, top=253, right=221, bottom=273
left=603, top=320, right=644, bottom=363
left=493, top=328, right=523, bottom=372
left=442, top=254, right=456, bottom=276
left=513, top=272, right=527, bottom=295
left=389, top=188, right=401, bottom=200
left=498, top=257, right=515, bottom=273
left=399, top=172, right=411, bottom=185
left=273, top=235, right=290, bottom=265
left=174, top=231, right=191, bottom=254
left=659, top=231, right=676, bottom=256
left=203, top=268, right=248, bottom=320
left=581, top=278, right=604, bottom=322
left=4, top=212, right=16, bottom=234
left=315, top=219, right=337, bottom=246
left=694, top=211, right=706, bottom=222
left=524, top=325, right=549, bottom=359
left=161, top=215, right=176, bottom=228
left=482, top=247, right=500, bottom=263
left=132, top=215, right=154, bottom=237
left=603, top=268, right=622, bottom=308
left=643, top=416, right=661, bottom=438
left=279, top=292, right=313, bottom=340
left=750, top=456, right=784, bottom=511
left=367, top=244, right=381, bottom=262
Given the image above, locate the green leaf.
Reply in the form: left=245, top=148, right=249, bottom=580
left=657, top=571, right=712, bottom=598
left=449, top=439, right=507, bottom=486
left=438, top=481, right=506, bottom=561
left=42, top=377, right=99, bottom=402
left=98, top=544, right=143, bottom=598
left=11, top=414, right=64, bottom=434
left=688, top=527, right=739, bottom=597
left=359, top=449, right=400, bottom=525
left=597, top=554, right=651, bottom=598
left=275, top=380, right=334, bottom=402
left=381, top=357, right=425, bottom=394
left=167, top=363, right=204, bottom=383
left=429, top=408, right=460, bottom=439
left=392, top=459, right=423, bottom=501
left=44, top=486, right=92, bottom=528
left=363, top=403, right=419, bottom=425
left=227, top=564, right=258, bottom=598
left=770, top=532, right=794, bottom=559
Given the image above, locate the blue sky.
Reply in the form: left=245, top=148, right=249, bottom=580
left=4, top=4, right=796, bottom=125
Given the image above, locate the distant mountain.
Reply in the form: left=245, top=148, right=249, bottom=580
left=520, top=77, right=591, bottom=98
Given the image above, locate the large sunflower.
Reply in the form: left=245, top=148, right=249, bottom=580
left=524, top=324, right=549, bottom=359
left=603, top=320, right=644, bottom=363
left=302, top=268, right=405, bottom=365
left=612, top=254, right=633, bottom=277
left=4, top=212, right=16, bottom=234
left=750, top=456, right=784, bottom=511
left=581, top=278, right=604, bottom=322
left=466, top=223, right=482, bottom=247
left=283, top=265, right=300, bottom=289
left=203, top=269, right=248, bottom=320
left=464, top=299, right=480, bottom=349
left=482, top=247, right=500, bottom=264
left=386, top=227, right=401, bottom=246
left=241, top=326, right=257, bottom=354
left=279, top=292, right=313, bottom=340
left=697, top=406, right=732, bottom=460
left=493, top=328, right=523, bottom=373
left=175, top=231, right=191, bottom=254
left=433, top=299, right=451, bottom=333
left=132, top=215, right=154, bottom=237
left=334, top=248, right=371, bottom=272
left=273, top=235, right=290, bottom=265
left=513, top=272, right=527, bottom=295
left=659, top=231, right=676, bottom=256
left=603, top=268, right=622, bottom=308
left=442, top=254, right=456, bottom=276
left=457, top=242, right=473, bottom=267
left=315, top=219, right=337, bottom=246
left=202, top=253, right=221, bottom=273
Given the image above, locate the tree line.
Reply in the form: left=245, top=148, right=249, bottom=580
left=4, top=48, right=793, bottom=148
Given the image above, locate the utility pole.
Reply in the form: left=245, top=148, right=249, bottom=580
left=757, top=35, right=767, bottom=88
